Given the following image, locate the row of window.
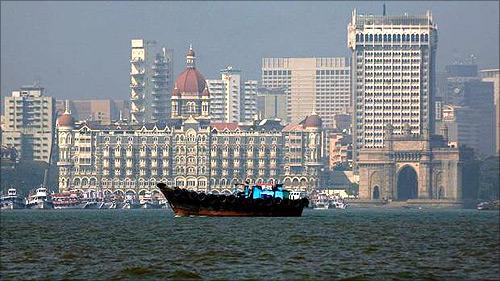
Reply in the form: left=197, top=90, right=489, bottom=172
left=356, top=33, right=430, bottom=43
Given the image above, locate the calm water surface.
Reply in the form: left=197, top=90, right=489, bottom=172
left=1, top=208, right=499, bottom=280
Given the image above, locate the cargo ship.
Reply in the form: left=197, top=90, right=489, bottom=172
left=157, top=182, right=309, bottom=217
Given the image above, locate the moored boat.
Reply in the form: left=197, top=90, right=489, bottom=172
left=477, top=200, right=500, bottom=210
left=52, top=191, right=86, bottom=209
left=140, top=191, right=162, bottom=209
left=157, top=182, right=309, bottom=217
left=0, top=188, right=26, bottom=209
left=26, top=187, right=53, bottom=209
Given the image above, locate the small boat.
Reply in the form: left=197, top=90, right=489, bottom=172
left=157, top=182, right=309, bottom=217
left=329, top=197, right=348, bottom=209
left=26, top=187, right=54, bottom=209
left=477, top=200, right=500, bottom=210
left=122, top=194, right=141, bottom=209
left=140, top=191, right=162, bottom=209
left=311, top=192, right=330, bottom=210
left=0, top=188, right=26, bottom=209
left=313, top=201, right=329, bottom=210
left=52, top=191, right=87, bottom=209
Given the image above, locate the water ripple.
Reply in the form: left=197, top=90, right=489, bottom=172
left=1, top=209, right=499, bottom=280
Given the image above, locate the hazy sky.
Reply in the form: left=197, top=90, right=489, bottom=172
left=1, top=1, right=499, bottom=100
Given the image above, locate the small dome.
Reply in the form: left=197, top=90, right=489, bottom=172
left=303, top=113, right=322, bottom=128
left=57, top=112, right=75, bottom=127
left=187, top=48, right=195, bottom=57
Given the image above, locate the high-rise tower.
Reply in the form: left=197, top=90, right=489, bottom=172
left=130, top=39, right=173, bottom=124
left=348, top=10, right=437, bottom=158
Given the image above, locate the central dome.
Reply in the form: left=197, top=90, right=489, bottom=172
left=172, top=45, right=209, bottom=97
left=173, top=68, right=207, bottom=96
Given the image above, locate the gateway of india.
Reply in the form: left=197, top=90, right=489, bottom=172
left=56, top=47, right=325, bottom=197
left=357, top=124, right=476, bottom=207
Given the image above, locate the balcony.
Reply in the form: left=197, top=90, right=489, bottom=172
left=130, top=83, right=144, bottom=89
left=130, top=70, right=145, bottom=76
left=130, top=57, right=144, bottom=63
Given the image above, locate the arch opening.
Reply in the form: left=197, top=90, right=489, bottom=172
left=372, top=186, right=380, bottom=200
left=397, top=166, right=418, bottom=201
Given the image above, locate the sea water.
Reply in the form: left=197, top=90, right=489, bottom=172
left=1, top=208, right=498, bottom=280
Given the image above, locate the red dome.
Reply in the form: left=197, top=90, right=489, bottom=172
left=57, top=112, right=75, bottom=127
left=173, top=68, right=207, bottom=97
left=303, top=113, right=322, bottom=128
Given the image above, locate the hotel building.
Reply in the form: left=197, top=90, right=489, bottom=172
left=348, top=10, right=437, bottom=158
left=57, top=48, right=325, bottom=196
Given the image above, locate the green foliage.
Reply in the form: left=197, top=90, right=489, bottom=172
left=477, top=156, right=500, bottom=201
left=0, top=161, right=59, bottom=196
left=348, top=183, right=359, bottom=196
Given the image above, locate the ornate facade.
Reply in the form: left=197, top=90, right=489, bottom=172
left=357, top=124, right=473, bottom=205
left=56, top=47, right=325, bottom=197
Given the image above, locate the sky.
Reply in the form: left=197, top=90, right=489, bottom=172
left=1, top=1, right=499, bottom=100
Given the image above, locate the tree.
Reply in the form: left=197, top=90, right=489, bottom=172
left=478, top=156, right=500, bottom=201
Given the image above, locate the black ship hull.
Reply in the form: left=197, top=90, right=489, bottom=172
left=157, top=183, right=308, bottom=217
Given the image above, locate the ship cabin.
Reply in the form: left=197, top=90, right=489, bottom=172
left=244, top=183, right=290, bottom=200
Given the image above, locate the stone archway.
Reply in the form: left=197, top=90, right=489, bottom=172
left=397, top=166, right=418, bottom=201
left=372, top=186, right=380, bottom=199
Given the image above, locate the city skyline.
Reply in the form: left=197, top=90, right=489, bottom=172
left=1, top=1, right=499, bottom=100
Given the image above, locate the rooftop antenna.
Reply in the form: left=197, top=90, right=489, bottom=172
left=65, top=100, right=71, bottom=114
left=383, top=3, right=386, bottom=16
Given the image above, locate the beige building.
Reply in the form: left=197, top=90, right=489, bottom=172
left=57, top=47, right=325, bottom=196
left=348, top=10, right=437, bottom=158
left=1, top=85, right=55, bottom=163
left=261, top=57, right=350, bottom=127
left=55, top=99, right=130, bottom=124
left=480, top=69, right=500, bottom=155
left=327, top=131, right=352, bottom=169
left=255, top=87, right=288, bottom=121
left=357, top=124, right=474, bottom=206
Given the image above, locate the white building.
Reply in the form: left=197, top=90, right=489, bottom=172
left=348, top=10, right=437, bottom=157
left=206, top=66, right=257, bottom=123
left=1, top=85, right=56, bottom=163
left=261, top=57, right=350, bottom=127
left=130, top=39, right=173, bottom=124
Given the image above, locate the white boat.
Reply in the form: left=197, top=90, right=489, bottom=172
left=330, top=197, right=348, bottom=209
left=122, top=194, right=141, bottom=209
left=26, top=187, right=54, bottom=209
left=313, top=201, right=330, bottom=210
left=0, top=188, right=26, bottom=209
left=140, top=191, right=162, bottom=209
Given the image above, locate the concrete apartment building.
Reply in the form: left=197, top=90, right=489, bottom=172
left=261, top=57, right=350, bottom=127
left=55, top=99, right=131, bottom=124
left=130, top=39, right=173, bottom=124
left=255, top=87, right=288, bottom=121
left=206, top=66, right=257, bottom=123
left=1, top=85, right=56, bottom=163
left=479, top=69, right=500, bottom=155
